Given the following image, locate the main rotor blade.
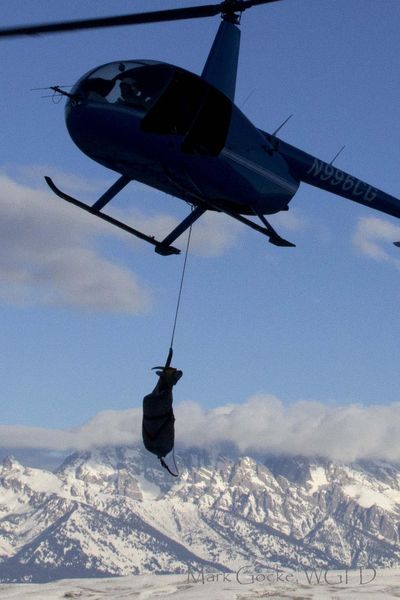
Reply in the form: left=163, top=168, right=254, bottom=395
left=0, top=0, right=283, bottom=39
left=0, top=5, right=221, bottom=38
left=241, top=0, right=282, bottom=6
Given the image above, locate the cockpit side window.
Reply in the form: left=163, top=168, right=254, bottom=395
left=80, top=77, right=115, bottom=98
left=76, top=62, right=174, bottom=112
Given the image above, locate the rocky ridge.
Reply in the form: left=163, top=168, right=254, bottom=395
left=0, top=447, right=399, bottom=582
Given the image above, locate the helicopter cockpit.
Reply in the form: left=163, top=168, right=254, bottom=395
left=73, top=60, right=174, bottom=113
left=71, top=59, right=232, bottom=156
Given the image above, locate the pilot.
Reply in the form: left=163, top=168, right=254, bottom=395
left=119, top=77, right=150, bottom=108
left=142, top=366, right=182, bottom=466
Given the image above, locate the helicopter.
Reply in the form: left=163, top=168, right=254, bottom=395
left=1, top=0, right=400, bottom=256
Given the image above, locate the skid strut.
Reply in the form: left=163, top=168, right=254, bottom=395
left=204, top=198, right=295, bottom=247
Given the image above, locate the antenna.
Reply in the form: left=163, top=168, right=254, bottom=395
left=330, top=145, right=346, bottom=165
left=272, top=114, right=293, bottom=136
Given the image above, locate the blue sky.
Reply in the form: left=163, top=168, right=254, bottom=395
left=1, top=0, right=400, bottom=451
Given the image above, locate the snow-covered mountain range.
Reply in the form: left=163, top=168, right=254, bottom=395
left=0, top=446, right=400, bottom=583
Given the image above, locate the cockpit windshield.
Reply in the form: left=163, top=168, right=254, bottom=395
left=74, top=61, right=174, bottom=112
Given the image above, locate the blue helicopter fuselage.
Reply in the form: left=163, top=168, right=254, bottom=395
left=61, top=16, right=400, bottom=253
left=66, top=60, right=299, bottom=216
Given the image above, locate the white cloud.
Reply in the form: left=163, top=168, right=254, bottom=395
left=5, top=164, right=109, bottom=195
left=2, top=395, right=400, bottom=462
left=0, top=409, right=141, bottom=452
left=353, top=216, right=400, bottom=268
left=176, top=396, right=400, bottom=462
left=0, top=170, right=151, bottom=312
left=190, top=211, right=242, bottom=257
left=271, top=209, right=307, bottom=233
left=0, top=166, right=245, bottom=311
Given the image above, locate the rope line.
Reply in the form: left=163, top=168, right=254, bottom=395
left=160, top=212, right=194, bottom=479
left=169, top=216, right=193, bottom=351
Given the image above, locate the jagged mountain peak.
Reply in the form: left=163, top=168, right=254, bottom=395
left=1, top=455, right=23, bottom=472
left=0, top=446, right=400, bottom=583
left=56, top=446, right=140, bottom=473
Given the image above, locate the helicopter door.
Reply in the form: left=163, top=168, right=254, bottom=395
left=182, top=88, right=231, bottom=155
left=141, top=69, right=232, bottom=156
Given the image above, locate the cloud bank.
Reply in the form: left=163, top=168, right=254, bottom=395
left=0, top=167, right=243, bottom=312
left=1, top=395, right=400, bottom=462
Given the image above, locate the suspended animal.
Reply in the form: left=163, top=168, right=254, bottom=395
left=1, top=0, right=399, bottom=253
left=142, top=348, right=182, bottom=476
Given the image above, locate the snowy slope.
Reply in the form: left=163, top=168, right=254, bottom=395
left=0, top=447, right=400, bottom=582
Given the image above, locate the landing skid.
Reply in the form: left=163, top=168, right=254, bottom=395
left=204, top=199, right=295, bottom=247
left=45, top=172, right=295, bottom=255
left=45, top=175, right=182, bottom=255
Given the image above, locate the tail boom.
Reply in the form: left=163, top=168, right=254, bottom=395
left=261, top=131, right=400, bottom=220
